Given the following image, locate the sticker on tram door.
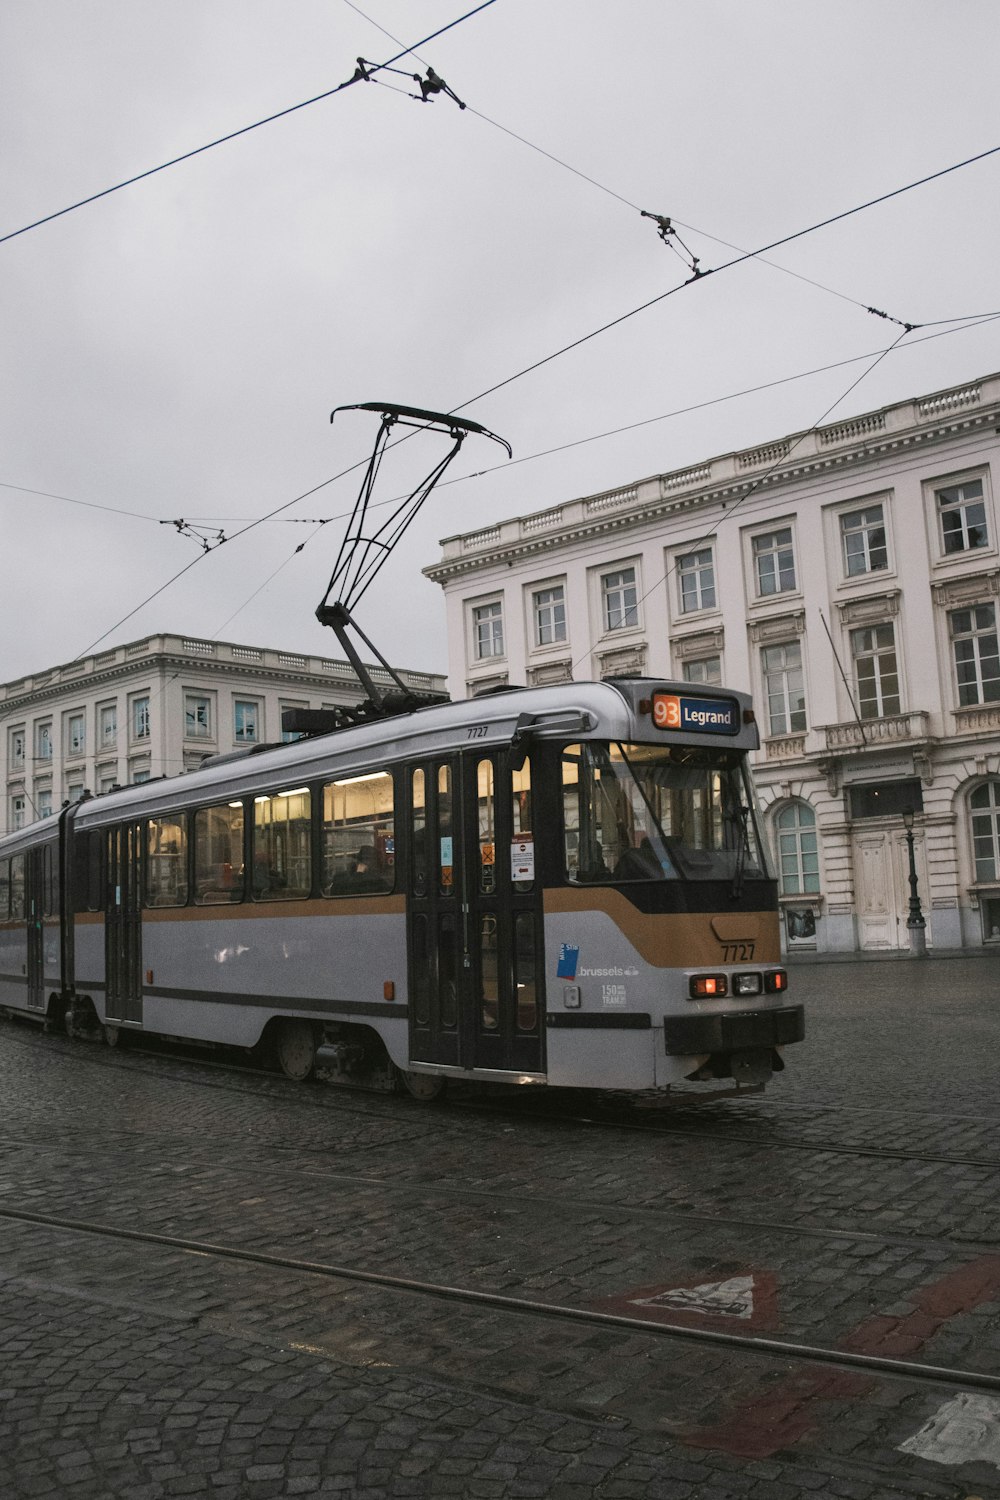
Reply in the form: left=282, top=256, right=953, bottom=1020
left=556, top=944, right=579, bottom=980
left=511, top=838, right=534, bottom=880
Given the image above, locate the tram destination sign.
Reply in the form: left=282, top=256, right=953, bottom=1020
left=652, top=692, right=739, bottom=736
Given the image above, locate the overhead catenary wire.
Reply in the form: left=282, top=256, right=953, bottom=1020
left=5, top=314, right=995, bottom=571
left=61, top=118, right=1000, bottom=657
left=0, top=1, right=498, bottom=248
left=566, top=327, right=914, bottom=679
left=73, top=298, right=1000, bottom=658
left=118, top=312, right=997, bottom=528
left=202, top=309, right=998, bottom=654
left=340, top=0, right=984, bottom=330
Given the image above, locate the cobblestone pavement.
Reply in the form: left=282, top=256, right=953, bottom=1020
left=0, top=953, right=998, bottom=1498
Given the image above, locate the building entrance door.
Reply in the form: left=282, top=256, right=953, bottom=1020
left=851, top=824, right=931, bottom=951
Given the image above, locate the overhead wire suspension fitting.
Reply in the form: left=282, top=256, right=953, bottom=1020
left=161, top=519, right=227, bottom=553
left=353, top=58, right=466, bottom=108
left=640, top=211, right=702, bottom=276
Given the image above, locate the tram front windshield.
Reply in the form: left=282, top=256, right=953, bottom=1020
left=562, top=741, right=770, bottom=885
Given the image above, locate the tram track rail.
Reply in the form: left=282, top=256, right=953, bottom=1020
left=5, top=1016, right=1000, bottom=1171
left=1, top=1123, right=996, bottom=1257
left=1, top=1200, right=999, bottom=1401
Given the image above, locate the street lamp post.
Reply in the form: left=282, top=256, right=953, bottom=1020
left=902, top=807, right=927, bottom=957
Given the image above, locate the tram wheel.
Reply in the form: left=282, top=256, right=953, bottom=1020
left=396, top=1068, right=447, bottom=1102
left=273, top=1020, right=317, bottom=1081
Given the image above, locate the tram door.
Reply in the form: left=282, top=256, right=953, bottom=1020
left=25, top=847, right=46, bottom=1012
left=105, top=822, right=144, bottom=1025
left=406, top=753, right=545, bottom=1076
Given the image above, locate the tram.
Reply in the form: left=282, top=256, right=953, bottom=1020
left=0, top=677, right=803, bottom=1097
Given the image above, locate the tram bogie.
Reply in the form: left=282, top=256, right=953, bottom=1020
left=0, top=678, right=803, bottom=1097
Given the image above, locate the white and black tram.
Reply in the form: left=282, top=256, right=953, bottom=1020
left=0, top=677, right=803, bottom=1097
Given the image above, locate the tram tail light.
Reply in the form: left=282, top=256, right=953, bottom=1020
left=764, top=969, right=788, bottom=993
left=733, top=972, right=763, bottom=996
left=689, top=974, right=727, bottom=998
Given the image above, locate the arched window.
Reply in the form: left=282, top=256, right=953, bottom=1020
left=774, top=801, right=820, bottom=895
left=970, top=780, right=1000, bottom=883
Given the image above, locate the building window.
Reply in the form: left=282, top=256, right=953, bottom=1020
left=66, top=784, right=85, bottom=805
left=677, top=548, right=716, bottom=614
left=130, top=767, right=151, bottom=784
left=851, top=623, right=900, bottom=718
left=99, top=704, right=117, bottom=748
left=36, top=789, right=53, bottom=820
left=234, top=700, right=259, bottom=743
left=473, top=601, right=504, bottom=659
left=602, top=567, right=638, bottom=631
left=971, top=781, right=1000, bottom=883
left=533, top=585, right=566, bottom=646
left=36, top=723, right=53, bottom=762
left=184, top=694, right=212, bottom=738
left=938, top=479, right=988, bottom=555
left=775, top=801, right=820, bottom=895
left=761, top=641, right=806, bottom=735
left=950, top=604, right=1000, bottom=705
left=99, top=774, right=118, bottom=794
left=752, top=528, right=796, bottom=596
left=9, top=728, right=25, bottom=770
left=840, top=504, right=887, bottom=577
left=66, top=712, right=85, bottom=757
left=11, top=795, right=26, bottom=831
left=131, top=697, right=150, bottom=741
left=681, top=656, right=722, bottom=686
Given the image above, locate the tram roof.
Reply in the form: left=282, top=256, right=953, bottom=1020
left=2, top=678, right=758, bottom=837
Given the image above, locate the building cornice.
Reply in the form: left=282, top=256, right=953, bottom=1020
left=0, top=633, right=444, bottom=719
left=426, top=376, right=1000, bottom=584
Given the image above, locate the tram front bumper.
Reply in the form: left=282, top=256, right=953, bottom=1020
left=663, top=1003, right=804, bottom=1057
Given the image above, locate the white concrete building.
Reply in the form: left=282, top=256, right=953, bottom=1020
left=426, top=372, right=1000, bottom=955
left=1, top=632, right=445, bottom=835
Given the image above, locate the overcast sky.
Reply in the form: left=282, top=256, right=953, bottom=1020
left=3, top=0, right=999, bottom=687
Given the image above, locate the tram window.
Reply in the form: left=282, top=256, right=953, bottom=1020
left=563, top=742, right=765, bottom=884
left=85, top=831, right=103, bottom=910
left=10, top=854, right=25, bottom=919
left=71, top=830, right=100, bottom=910
left=43, top=845, right=59, bottom=916
left=411, top=914, right=430, bottom=1027
left=439, top=911, right=458, bottom=1030
left=253, top=788, right=312, bottom=900
left=511, top=758, right=534, bottom=891
left=411, top=768, right=427, bottom=896
left=0, top=861, right=9, bottom=919
left=438, top=765, right=454, bottom=896
left=477, top=760, right=496, bottom=894
left=193, top=803, right=245, bottom=904
left=514, top=912, right=538, bottom=1032
left=480, top=913, right=499, bottom=1030
left=322, top=771, right=394, bottom=896
left=146, top=815, right=189, bottom=907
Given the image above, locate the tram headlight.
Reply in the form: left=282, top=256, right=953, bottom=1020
left=732, top=972, right=763, bottom=997
left=689, top=974, right=727, bottom=998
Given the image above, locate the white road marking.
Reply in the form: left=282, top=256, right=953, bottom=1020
left=630, top=1275, right=756, bottom=1320
left=900, top=1393, right=1000, bottom=1470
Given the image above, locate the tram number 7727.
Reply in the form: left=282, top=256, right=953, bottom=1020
left=721, top=942, right=756, bottom=962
